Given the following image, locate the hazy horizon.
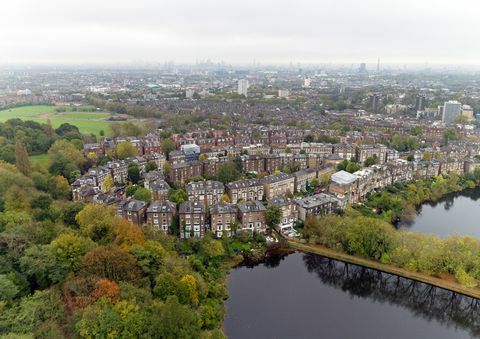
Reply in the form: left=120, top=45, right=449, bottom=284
left=2, top=0, right=480, bottom=65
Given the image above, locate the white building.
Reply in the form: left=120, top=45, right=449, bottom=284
left=442, top=100, right=462, bottom=123
left=238, top=79, right=249, bottom=97
left=16, top=89, right=31, bottom=96
left=185, top=88, right=195, bottom=99
left=303, top=77, right=311, bottom=88
left=278, top=89, right=290, bottom=98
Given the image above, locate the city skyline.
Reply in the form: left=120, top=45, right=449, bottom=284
left=2, top=0, right=480, bottom=65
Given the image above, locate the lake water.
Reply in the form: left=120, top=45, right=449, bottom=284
left=224, top=252, right=480, bottom=339
left=400, top=188, right=480, bottom=238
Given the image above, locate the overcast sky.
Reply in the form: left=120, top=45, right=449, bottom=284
left=1, top=0, right=479, bottom=65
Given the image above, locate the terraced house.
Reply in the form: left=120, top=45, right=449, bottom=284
left=262, top=173, right=295, bottom=200
left=117, top=199, right=148, bottom=226
left=236, top=201, right=267, bottom=234
left=146, top=201, right=176, bottom=233
left=179, top=201, right=206, bottom=238
left=226, top=179, right=264, bottom=204
left=269, top=197, right=298, bottom=234
left=186, top=180, right=224, bottom=207
left=210, top=202, right=236, bottom=238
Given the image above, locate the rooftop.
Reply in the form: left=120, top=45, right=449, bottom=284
left=331, top=170, right=358, bottom=185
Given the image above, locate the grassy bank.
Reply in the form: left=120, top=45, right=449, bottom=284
left=289, top=240, right=480, bottom=299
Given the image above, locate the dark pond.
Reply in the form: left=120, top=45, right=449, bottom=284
left=224, top=252, right=480, bottom=339
left=399, top=187, right=480, bottom=238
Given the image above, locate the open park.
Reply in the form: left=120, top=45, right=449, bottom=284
left=0, top=105, right=117, bottom=136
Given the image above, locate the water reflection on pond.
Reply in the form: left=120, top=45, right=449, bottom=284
left=224, top=252, right=480, bottom=339
left=399, top=187, right=480, bottom=238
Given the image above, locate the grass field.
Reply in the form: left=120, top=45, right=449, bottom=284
left=0, top=105, right=113, bottom=136
left=29, top=154, right=49, bottom=168
left=53, top=112, right=110, bottom=119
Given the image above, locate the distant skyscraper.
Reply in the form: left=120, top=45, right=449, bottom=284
left=359, top=63, right=367, bottom=75
left=377, top=58, right=380, bottom=73
left=442, top=100, right=462, bottom=123
left=369, top=93, right=381, bottom=113
left=303, top=77, right=311, bottom=88
left=415, top=95, right=426, bottom=111
left=237, top=79, right=249, bottom=97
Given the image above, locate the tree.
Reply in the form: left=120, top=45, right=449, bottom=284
left=15, top=141, right=30, bottom=176
left=76, top=204, right=115, bottom=243
left=266, top=205, right=282, bottom=230
left=128, top=163, right=140, bottom=184
left=4, top=185, right=29, bottom=212
left=80, top=245, right=142, bottom=282
left=133, top=187, right=152, bottom=203
left=454, top=115, right=470, bottom=124
left=150, top=296, right=200, bottom=338
left=50, top=175, right=71, bottom=199
left=49, top=233, right=93, bottom=280
left=161, top=138, right=176, bottom=158
left=163, top=160, right=171, bottom=175
left=113, top=218, right=145, bottom=250
left=0, top=274, right=19, bottom=302
left=216, top=161, right=240, bottom=184
left=102, top=174, right=114, bottom=191
left=443, top=128, right=459, bottom=145
left=145, top=161, right=158, bottom=172
left=130, top=240, right=167, bottom=280
left=303, top=135, right=314, bottom=142
left=391, top=134, right=419, bottom=152
left=47, top=140, right=85, bottom=180
left=410, top=126, right=423, bottom=136
left=364, top=155, right=379, bottom=167
left=284, top=162, right=300, bottom=174
left=168, top=188, right=188, bottom=204
left=126, top=184, right=140, bottom=197
left=221, top=193, right=231, bottom=203
left=345, top=162, right=360, bottom=173
left=115, top=141, right=138, bottom=160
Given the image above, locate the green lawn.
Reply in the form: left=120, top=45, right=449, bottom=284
left=52, top=112, right=110, bottom=119
left=0, top=105, right=112, bottom=136
left=29, top=154, right=49, bottom=168
left=0, top=105, right=55, bottom=120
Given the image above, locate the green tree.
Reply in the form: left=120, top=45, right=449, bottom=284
left=266, top=205, right=282, bottom=230
left=145, top=161, right=158, bottom=172
left=76, top=204, right=115, bottom=243
left=345, top=162, right=360, bottom=173
left=161, top=138, right=176, bottom=158
left=167, top=188, right=188, bottom=204
left=15, top=141, right=30, bottom=176
left=0, top=274, right=19, bottom=302
left=47, top=140, right=85, bottom=180
left=128, top=163, right=140, bottom=184
left=150, top=296, right=200, bottom=338
left=443, top=128, right=459, bottom=144
left=115, top=141, right=138, bottom=160
left=364, top=155, right=379, bottom=167
left=134, top=187, right=152, bottom=203
left=216, top=162, right=240, bottom=184
left=102, top=174, right=114, bottom=191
